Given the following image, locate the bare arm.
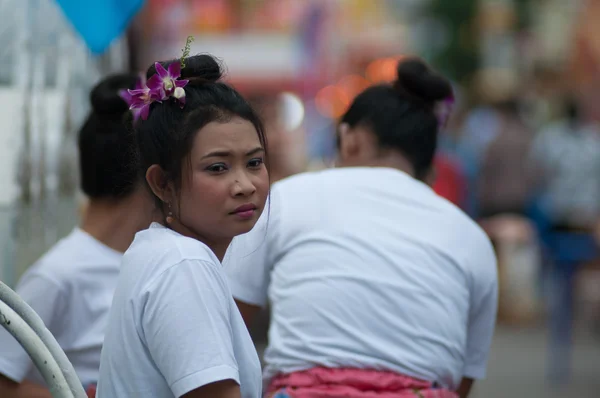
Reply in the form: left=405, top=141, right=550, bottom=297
left=234, top=299, right=262, bottom=330
left=0, top=374, right=52, bottom=398
left=181, top=379, right=241, bottom=398
left=456, top=377, right=474, bottom=398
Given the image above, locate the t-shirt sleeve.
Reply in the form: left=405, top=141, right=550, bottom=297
left=141, top=259, right=240, bottom=398
left=223, top=192, right=280, bottom=307
left=463, top=236, right=499, bottom=380
left=0, top=273, right=66, bottom=383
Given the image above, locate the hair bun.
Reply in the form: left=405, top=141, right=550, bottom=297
left=90, top=74, right=137, bottom=115
left=147, top=54, right=223, bottom=86
left=394, top=58, right=452, bottom=105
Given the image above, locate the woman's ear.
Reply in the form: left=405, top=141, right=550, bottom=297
left=145, top=165, right=173, bottom=203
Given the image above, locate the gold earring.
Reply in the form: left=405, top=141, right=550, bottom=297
left=166, top=202, right=174, bottom=224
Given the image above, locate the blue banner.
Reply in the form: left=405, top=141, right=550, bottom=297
left=54, top=0, right=144, bottom=54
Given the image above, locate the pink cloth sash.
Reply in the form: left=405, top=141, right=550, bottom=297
left=266, top=367, right=459, bottom=398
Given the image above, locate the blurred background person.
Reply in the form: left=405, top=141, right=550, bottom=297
left=0, top=74, right=154, bottom=398
left=477, top=99, right=539, bottom=221
left=529, top=98, right=600, bottom=236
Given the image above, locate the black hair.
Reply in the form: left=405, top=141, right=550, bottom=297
left=134, top=54, right=267, bottom=209
left=340, top=58, right=452, bottom=180
left=565, top=98, right=579, bottom=125
left=78, top=73, right=138, bottom=199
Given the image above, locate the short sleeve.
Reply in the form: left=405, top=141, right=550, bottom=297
left=463, top=236, right=499, bottom=379
left=0, top=273, right=66, bottom=382
left=224, top=192, right=280, bottom=307
left=141, top=259, right=240, bottom=398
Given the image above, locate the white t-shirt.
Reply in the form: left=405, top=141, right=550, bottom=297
left=0, top=228, right=122, bottom=387
left=224, top=167, right=498, bottom=390
left=97, top=223, right=262, bottom=398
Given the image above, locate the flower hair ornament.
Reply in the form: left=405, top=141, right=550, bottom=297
left=119, top=36, right=195, bottom=121
left=435, top=92, right=455, bottom=129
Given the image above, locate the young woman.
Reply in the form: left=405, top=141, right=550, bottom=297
left=225, top=59, right=498, bottom=398
left=97, top=54, right=269, bottom=398
left=0, top=74, right=154, bottom=398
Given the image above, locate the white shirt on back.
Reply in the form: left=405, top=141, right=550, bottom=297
left=0, top=228, right=122, bottom=388
left=97, top=223, right=262, bottom=398
left=224, top=167, right=498, bottom=390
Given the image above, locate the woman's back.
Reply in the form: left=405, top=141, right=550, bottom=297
left=0, top=229, right=121, bottom=387
left=225, top=166, right=497, bottom=389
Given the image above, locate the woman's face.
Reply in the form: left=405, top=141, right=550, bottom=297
left=176, top=116, right=269, bottom=244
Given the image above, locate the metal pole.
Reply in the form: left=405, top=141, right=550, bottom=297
left=0, top=281, right=87, bottom=398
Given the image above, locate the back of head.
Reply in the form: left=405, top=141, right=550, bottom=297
left=78, top=74, right=138, bottom=199
left=134, top=54, right=266, bottom=204
left=340, top=58, right=452, bottom=179
left=565, top=98, right=580, bottom=126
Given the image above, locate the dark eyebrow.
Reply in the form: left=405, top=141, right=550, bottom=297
left=201, top=147, right=264, bottom=160
left=246, top=147, right=265, bottom=156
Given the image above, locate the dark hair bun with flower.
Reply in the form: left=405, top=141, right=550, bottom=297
left=146, top=54, right=223, bottom=86
left=90, top=74, right=137, bottom=116
left=393, top=58, right=452, bottom=107
left=132, top=50, right=267, bottom=213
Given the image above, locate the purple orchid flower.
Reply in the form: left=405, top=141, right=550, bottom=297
left=118, top=74, right=161, bottom=121
left=118, top=74, right=145, bottom=104
left=118, top=62, right=190, bottom=121
left=436, top=94, right=455, bottom=129
left=147, top=62, right=189, bottom=107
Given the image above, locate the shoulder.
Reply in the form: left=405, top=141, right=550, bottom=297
left=433, top=197, right=496, bottom=266
left=272, top=170, right=329, bottom=192
left=19, top=229, right=110, bottom=288
left=271, top=168, right=383, bottom=201
left=446, top=203, right=493, bottom=250
left=146, top=258, right=229, bottom=295
left=126, top=224, right=223, bottom=289
left=455, top=214, right=497, bottom=280
left=254, top=171, right=331, bottom=221
left=129, top=223, right=219, bottom=264
left=274, top=167, right=371, bottom=189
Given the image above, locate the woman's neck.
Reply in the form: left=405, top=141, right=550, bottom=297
left=81, top=195, right=154, bottom=253
left=207, top=241, right=231, bottom=263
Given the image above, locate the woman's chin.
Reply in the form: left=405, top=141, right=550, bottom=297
left=228, top=216, right=261, bottom=236
left=233, top=222, right=258, bottom=237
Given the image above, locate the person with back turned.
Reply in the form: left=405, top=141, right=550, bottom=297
left=0, top=74, right=155, bottom=397
left=225, top=59, right=498, bottom=398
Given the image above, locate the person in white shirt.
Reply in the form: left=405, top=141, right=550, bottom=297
left=225, top=59, right=498, bottom=398
left=97, top=53, right=269, bottom=398
left=0, top=74, right=155, bottom=398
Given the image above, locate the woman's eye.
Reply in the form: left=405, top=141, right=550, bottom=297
left=206, top=163, right=227, bottom=173
left=248, top=158, right=264, bottom=168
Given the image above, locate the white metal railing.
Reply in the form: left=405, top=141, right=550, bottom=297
left=0, top=280, right=87, bottom=398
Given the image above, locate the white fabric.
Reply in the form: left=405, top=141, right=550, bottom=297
left=97, top=223, right=261, bottom=398
left=224, top=167, right=498, bottom=390
left=0, top=228, right=122, bottom=387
